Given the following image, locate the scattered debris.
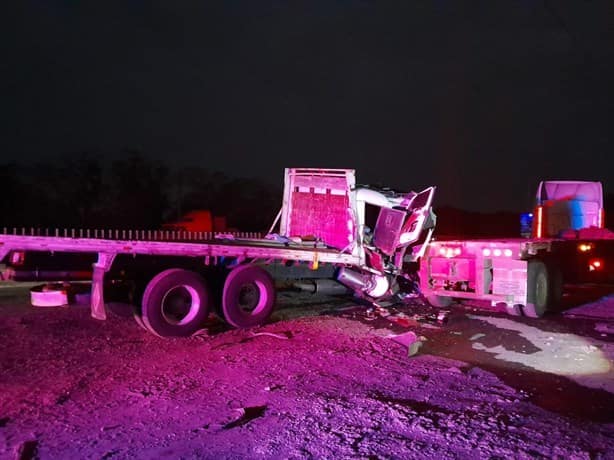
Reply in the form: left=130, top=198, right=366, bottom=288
left=434, top=310, right=450, bottom=325
left=223, top=405, right=267, bottom=430
left=365, top=307, right=377, bottom=320
left=190, top=328, right=210, bottom=339
left=407, top=339, right=425, bottom=357
left=264, top=384, right=283, bottom=392
left=374, top=304, right=391, bottom=317
left=249, top=331, right=293, bottom=340
left=386, top=331, right=427, bottom=357
left=388, top=313, right=419, bottom=328
left=469, top=333, right=486, bottom=341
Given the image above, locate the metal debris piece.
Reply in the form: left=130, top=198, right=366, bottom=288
left=375, top=305, right=391, bottom=317
left=417, top=311, right=450, bottom=325
left=435, top=310, right=450, bottom=324
left=407, top=340, right=424, bottom=357
left=469, top=333, right=486, bottom=341
left=190, top=328, right=210, bottom=339
left=388, top=312, right=419, bottom=328
left=223, top=405, right=267, bottom=430
left=264, top=384, right=283, bottom=391
left=386, top=331, right=427, bottom=357
left=250, top=331, right=292, bottom=340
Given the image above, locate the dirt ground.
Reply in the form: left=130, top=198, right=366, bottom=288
left=1, top=282, right=613, bottom=459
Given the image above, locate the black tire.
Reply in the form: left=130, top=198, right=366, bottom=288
left=524, top=260, right=561, bottom=318
left=222, top=265, right=276, bottom=328
left=549, top=264, right=563, bottom=310
left=141, top=268, right=211, bottom=337
left=426, top=294, right=453, bottom=308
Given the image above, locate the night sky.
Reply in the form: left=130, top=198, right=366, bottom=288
left=4, top=1, right=613, bottom=212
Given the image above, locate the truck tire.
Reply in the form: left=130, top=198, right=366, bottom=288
left=524, top=260, right=561, bottom=318
left=141, top=268, right=211, bottom=337
left=222, top=265, right=276, bottom=328
left=426, top=294, right=453, bottom=308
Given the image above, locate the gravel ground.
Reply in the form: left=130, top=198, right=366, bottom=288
left=1, top=284, right=613, bottom=459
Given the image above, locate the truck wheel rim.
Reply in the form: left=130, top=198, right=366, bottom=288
left=238, top=281, right=267, bottom=315
left=161, top=285, right=200, bottom=325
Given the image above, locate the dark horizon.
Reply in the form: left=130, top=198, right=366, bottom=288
left=2, top=153, right=611, bottom=237
left=3, top=2, right=613, bottom=213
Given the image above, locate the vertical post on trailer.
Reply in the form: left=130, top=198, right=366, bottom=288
left=90, top=253, right=116, bottom=320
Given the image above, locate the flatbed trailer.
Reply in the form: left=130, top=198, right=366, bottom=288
left=420, top=181, right=614, bottom=317
left=1, top=168, right=438, bottom=337
left=0, top=232, right=359, bottom=313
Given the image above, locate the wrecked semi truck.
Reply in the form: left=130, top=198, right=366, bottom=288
left=420, top=180, right=614, bottom=318
left=0, top=168, right=437, bottom=337
left=3, top=169, right=609, bottom=336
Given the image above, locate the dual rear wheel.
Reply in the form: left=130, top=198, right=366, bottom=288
left=137, top=265, right=276, bottom=337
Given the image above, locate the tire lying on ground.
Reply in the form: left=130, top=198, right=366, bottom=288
left=29, top=282, right=92, bottom=307
left=141, top=268, right=211, bottom=337
left=222, top=264, right=276, bottom=328
left=30, top=283, right=71, bottom=307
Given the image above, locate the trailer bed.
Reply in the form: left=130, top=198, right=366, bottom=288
left=0, top=233, right=359, bottom=266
